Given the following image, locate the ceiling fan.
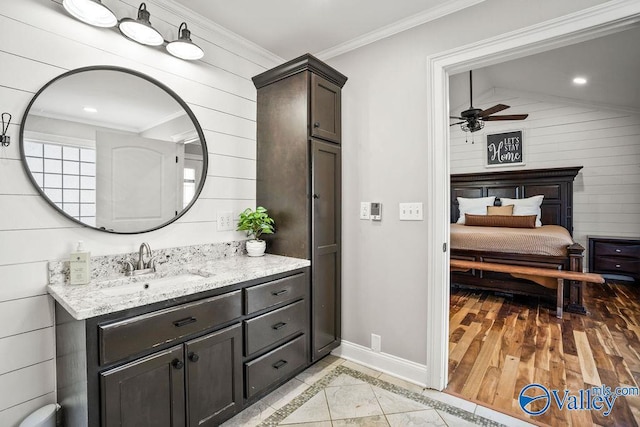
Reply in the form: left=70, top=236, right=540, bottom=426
left=450, top=70, right=529, bottom=133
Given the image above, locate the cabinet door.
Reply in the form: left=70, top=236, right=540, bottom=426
left=311, top=73, right=341, bottom=143
left=311, top=140, right=341, bottom=361
left=101, top=345, right=185, bottom=427
left=185, top=324, right=243, bottom=427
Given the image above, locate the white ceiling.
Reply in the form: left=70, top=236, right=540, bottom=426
left=449, top=26, right=640, bottom=114
left=172, top=0, right=457, bottom=60
left=172, top=1, right=640, bottom=113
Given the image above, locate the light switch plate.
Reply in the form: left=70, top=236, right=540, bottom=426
left=399, top=202, right=424, bottom=221
left=360, top=202, right=370, bottom=220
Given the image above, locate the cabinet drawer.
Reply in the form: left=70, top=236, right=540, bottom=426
left=99, top=291, right=241, bottom=365
left=244, top=273, right=306, bottom=314
left=245, top=334, right=307, bottom=399
left=245, top=300, right=306, bottom=356
left=593, top=242, right=640, bottom=258
left=594, top=257, right=640, bottom=276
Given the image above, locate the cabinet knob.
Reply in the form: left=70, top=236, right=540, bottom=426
left=313, top=122, right=320, bottom=128
left=188, top=352, right=200, bottom=362
left=616, top=264, right=621, bottom=268
left=172, top=359, right=184, bottom=369
left=616, top=249, right=622, bottom=253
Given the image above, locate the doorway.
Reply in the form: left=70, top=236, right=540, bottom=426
left=424, top=1, right=640, bottom=391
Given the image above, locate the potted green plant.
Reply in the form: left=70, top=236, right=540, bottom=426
left=237, top=206, right=275, bottom=256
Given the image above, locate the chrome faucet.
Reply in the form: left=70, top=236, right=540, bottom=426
left=137, top=242, right=152, bottom=270
left=122, top=243, right=158, bottom=276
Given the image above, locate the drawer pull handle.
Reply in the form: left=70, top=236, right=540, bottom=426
left=173, top=317, right=197, bottom=327
left=616, top=249, right=622, bottom=253
left=172, top=359, right=184, bottom=370
left=272, top=289, right=288, bottom=296
left=272, top=322, right=287, bottom=330
left=616, top=264, right=621, bottom=268
left=313, top=122, right=320, bottom=128
left=272, top=360, right=288, bottom=369
left=188, top=352, right=200, bottom=362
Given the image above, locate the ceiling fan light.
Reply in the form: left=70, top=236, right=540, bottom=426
left=118, top=3, right=164, bottom=46
left=167, top=23, right=204, bottom=60
left=63, top=0, right=117, bottom=28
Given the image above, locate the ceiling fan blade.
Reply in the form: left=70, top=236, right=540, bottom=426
left=450, top=116, right=464, bottom=120
left=484, top=114, right=529, bottom=121
left=450, top=121, right=465, bottom=126
left=479, top=104, right=510, bottom=117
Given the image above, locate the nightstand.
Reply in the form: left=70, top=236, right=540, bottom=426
left=588, top=236, right=640, bottom=282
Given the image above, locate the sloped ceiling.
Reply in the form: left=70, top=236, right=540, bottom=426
left=450, top=26, right=640, bottom=114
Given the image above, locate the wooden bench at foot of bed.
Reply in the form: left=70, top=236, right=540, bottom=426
left=450, top=259, right=604, bottom=319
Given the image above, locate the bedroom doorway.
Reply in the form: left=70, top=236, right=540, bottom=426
left=424, top=0, right=640, bottom=393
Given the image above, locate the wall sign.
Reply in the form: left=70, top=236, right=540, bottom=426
left=486, top=130, right=523, bottom=167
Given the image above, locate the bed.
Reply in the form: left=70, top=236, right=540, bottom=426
left=450, top=166, right=587, bottom=314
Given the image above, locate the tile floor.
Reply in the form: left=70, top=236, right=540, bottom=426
left=221, top=356, right=535, bottom=426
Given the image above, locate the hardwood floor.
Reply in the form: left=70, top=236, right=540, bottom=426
left=446, top=281, right=640, bottom=426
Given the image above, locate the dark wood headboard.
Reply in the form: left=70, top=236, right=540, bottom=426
left=451, top=166, right=582, bottom=234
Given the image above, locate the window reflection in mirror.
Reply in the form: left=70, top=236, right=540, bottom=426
left=20, top=67, right=207, bottom=233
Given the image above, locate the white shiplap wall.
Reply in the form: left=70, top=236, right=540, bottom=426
left=0, top=0, right=278, bottom=424
left=450, top=88, right=640, bottom=256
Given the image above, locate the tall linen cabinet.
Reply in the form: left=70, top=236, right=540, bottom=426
left=253, top=54, right=347, bottom=362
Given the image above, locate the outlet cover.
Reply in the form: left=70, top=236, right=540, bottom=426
left=217, top=211, right=234, bottom=231
left=371, top=333, right=381, bottom=352
left=360, top=202, right=370, bottom=220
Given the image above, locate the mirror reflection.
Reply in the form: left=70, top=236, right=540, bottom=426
left=20, top=67, right=207, bottom=233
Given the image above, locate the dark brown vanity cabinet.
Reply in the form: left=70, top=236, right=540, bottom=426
left=101, top=324, right=241, bottom=427
left=55, top=268, right=309, bottom=427
left=100, top=299, right=243, bottom=427
left=253, top=54, right=346, bottom=362
left=101, top=345, right=186, bottom=427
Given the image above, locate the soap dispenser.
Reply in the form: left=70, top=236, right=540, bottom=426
left=70, top=241, right=91, bottom=285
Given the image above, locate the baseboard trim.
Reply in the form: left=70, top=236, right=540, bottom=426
left=331, top=340, right=428, bottom=388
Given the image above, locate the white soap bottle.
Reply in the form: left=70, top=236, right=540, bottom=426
left=69, top=241, right=91, bottom=285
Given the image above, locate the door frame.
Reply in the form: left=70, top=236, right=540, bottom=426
left=424, top=0, right=640, bottom=390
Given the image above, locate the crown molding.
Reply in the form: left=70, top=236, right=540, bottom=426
left=315, top=0, right=485, bottom=60
left=145, top=0, right=285, bottom=68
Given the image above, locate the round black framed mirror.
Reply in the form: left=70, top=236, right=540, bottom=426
left=20, top=66, right=208, bottom=234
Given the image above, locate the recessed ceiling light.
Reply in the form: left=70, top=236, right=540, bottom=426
left=573, top=76, right=588, bottom=85
left=83, top=107, right=98, bottom=113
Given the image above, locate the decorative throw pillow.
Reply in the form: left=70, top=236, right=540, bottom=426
left=456, top=196, right=496, bottom=224
left=465, top=214, right=537, bottom=228
left=487, top=205, right=513, bottom=216
left=500, top=195, right=544, bottom=227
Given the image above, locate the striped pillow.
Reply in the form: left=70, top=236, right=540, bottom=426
left=465, top=214, right=537, bottom=228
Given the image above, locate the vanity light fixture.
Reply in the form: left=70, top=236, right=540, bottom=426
left=62, top=0, right=117, bottom=28
left=118, top=3, right=164, bottom=46
left=166, top=22, right=204, bottom=60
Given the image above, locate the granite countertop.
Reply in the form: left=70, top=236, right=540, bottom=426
left=48, top=254, right=310, bottom=320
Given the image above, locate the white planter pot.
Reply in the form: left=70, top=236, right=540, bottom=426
left=246, top=239, right=266, bottom=257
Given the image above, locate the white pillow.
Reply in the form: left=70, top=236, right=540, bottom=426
left=456, top=196, right=496, bottom=224
left=500, top=195, right=544, bottom=227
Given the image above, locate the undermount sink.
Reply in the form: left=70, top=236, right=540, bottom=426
left=99, top=272, right=206, bottom=297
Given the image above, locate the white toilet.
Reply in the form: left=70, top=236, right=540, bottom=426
left=18, top=404, right=59, bottom=427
